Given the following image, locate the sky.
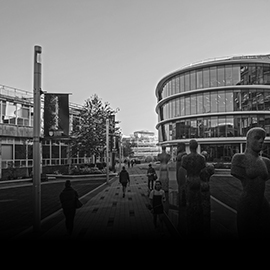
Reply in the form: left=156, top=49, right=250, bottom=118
left=1, top=0, right=270, bottom=136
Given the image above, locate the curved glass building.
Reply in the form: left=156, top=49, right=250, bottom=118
left=155, top=54, right=270, bottom=162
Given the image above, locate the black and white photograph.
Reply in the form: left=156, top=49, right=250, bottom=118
left=1, top=0, right=270, bottom=241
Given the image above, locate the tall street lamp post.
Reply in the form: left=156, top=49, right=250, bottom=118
left=33, top=45, right=42, bottom=232
left=106, top=118, right=109, bottom=184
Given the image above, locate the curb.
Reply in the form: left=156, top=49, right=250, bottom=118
left=12, top=175, right=118, bottom=240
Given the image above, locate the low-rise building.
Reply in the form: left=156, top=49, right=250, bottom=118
left=0, top=84, right=84, bottom=179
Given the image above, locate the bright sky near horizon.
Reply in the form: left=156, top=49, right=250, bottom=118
left=1, top=0, right=270, bottom=136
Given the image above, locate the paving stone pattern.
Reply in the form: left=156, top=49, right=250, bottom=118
left=41, top=166, right=172, bottom=240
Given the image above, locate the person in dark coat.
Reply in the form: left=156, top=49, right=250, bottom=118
left=119, top=166, right=130, bottom=198
left=147, top=163, right=156, bottom=190
left=59, top=180, right=79, bottom=235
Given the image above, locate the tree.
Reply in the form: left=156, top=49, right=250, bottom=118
left=70, top=94, right=119, bottom=158
left=122, top=137, right=136, bottom=158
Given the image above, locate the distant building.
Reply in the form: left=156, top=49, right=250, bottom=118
left=155, top=54, right=270, bottom=162
left=130, top=130, right=161, bottom=161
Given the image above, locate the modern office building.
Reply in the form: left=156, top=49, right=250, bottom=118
left=155, top=54, right=270, bottom=162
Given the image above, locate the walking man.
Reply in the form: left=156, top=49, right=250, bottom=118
left=119, top=166, right=130, bottom=198
left=59, top=180, right=79, bottom=235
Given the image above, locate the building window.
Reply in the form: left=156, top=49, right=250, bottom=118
left=232, top=65, right=241, bottom=85
left=180, top=74, right=185, bottom=92
left=257, top=90, right=265, bottom=110
left=197, top=94, right=203, bottom=114
left=191, top=95, right=197, bottom=115
left=225, top=91, right=233, bottom=112
left=184, top=72, right=190, bottom=91
left=210, top=92, right=217, bottom=113
left=190, top=71, right=196, bottom=90
left=175, top=98, right=180, bottom=117
left=2, top=145, right=13, bottom=160
left=217, top=66, right=225, bottom=86
left=15, top=145, right=26, bottom=160
left=225, top=65, right=233, bottom=86
left=196, top=69, right=203, bottom=89
left=203, top=92, right=210, bottom=113
left=185, top=96, right=191, bottom=115
left=217, top=91, right=226, bottom=113
left=210, top=66, right=217, bottom=87
left=175, top=76, right=180, bottom=94
left=263, top=65, right=270, bottom=84
left=203, top=68, right=210, bottom=88
left=180, top=97, right=185, bottom=116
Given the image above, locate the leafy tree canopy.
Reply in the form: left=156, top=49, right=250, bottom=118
left=70, top=94, right=119, bottom=157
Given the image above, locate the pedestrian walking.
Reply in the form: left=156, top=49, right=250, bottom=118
left=149, top=180, right=166, bottom=229
left=59, top=180, right=79, bottom=235
left=119, top=166, right=130, bottom=198
left=147, top=163, right=157, bottom=190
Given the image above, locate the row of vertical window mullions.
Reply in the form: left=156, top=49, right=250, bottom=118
left=163, top=114, right=270, bottom=140
left=162, top=89, right=270, bottom=119
left=162, top=63, right=270, bottom=98
left=163, top=65, right=240, bottom=97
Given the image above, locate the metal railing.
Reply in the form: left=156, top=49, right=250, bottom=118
left=1, top=157, right=88, bottom=169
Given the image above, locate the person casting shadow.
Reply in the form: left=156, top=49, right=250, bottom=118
left=119, top=166, right=130, bottom=198
left=59, top=180, right=79, bottom=236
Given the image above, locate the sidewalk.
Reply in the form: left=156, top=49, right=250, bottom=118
left=39, top=166, right=174, bottom=241
left=210, top=196, right=238, bottom=239
left=19, top=165, right=238, bottom=240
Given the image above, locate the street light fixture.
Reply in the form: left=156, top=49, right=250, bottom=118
left=33, top=45, right=42, bottom=233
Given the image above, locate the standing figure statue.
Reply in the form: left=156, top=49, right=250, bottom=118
left=181, top=139, right=206, bottom=238
left=157, top=146, right=171, bottom=213
left=176, top=142, right=187, bottom=233
left=231, top=127, right=270, bottom=239
left=157, top=146, right=171, bottom=192
left=200, top=151, right=215, bottom=238
left=176, top=143, right=187, bottom=206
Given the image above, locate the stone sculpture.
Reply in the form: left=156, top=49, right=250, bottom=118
left=181, top=139, right=206, bottom=238
left=231, top=127, right=270, bottom=239
left=157, top=146, right=171, bottom=213
left=200, top=151, right=215, bottom=238
left=176, top=142, right=187, bottom=233
left=176, top=142, right=187, bottom=207
left=157, top=146, right=171, bottom=193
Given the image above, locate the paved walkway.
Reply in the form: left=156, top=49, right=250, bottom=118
left=17, top=165, right=238, bottom=240
left=40, top=166, right=173, bottom=241
left=210, top=196, right=238, bottom=239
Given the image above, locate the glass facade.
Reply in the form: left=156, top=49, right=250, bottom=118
left=160, top=63, right=270, bottom=99
left=161, top=114, right=270, bottom=140
left=155, top=56, right=270, bottom=162
left=162, top=88, right=270, bottom=120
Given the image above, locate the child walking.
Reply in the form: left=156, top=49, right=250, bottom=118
left=149, top=180, right=166, bottom=229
